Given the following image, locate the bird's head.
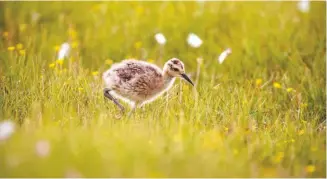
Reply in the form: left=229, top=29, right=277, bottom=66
left=163, top=58, right=194, bottom=86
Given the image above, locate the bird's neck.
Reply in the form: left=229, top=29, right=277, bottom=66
left=163, top=72, right=175, bottom=87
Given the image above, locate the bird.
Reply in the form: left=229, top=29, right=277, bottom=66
left=102, top=57, right=194, bottom=115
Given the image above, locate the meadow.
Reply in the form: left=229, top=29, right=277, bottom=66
left=0, top=1, right=326, bottom=178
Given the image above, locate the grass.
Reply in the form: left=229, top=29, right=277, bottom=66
left=0, top=1, right=326, bottom=177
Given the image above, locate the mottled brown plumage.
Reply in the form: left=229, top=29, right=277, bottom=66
left=102, top=58, right=194, bottom=114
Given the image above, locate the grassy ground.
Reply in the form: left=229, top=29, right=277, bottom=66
left=0, top=1, right=326, bottom=178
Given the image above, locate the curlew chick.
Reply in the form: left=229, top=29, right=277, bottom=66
left=102, top=58, right=194, bottom=114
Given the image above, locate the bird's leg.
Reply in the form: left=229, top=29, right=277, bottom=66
left=127, top=102, right=138, bottom=117
left=138, top=103, right=146, bottom=112
left=103, top=88, right=125, bottom=112
left=140, top=104, right=146, bottom=119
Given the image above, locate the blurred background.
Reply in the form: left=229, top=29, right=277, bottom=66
left=0, top=1, right=325, bottom=71
left=0, top=0, right=325, bottom=122
left=0, top=1, right=326, bottom=177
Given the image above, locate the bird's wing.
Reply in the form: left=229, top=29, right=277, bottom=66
left=113, top=61, right=163, bottom=96
left=114, top=61, right=146, bottom=82
left=115, top=61, right=162, bottom=82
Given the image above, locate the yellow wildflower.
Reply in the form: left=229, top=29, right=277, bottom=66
left=224, top=127, right=229, bottom=132
left=301, top=103, right=308, bottom=108
left=136, top=6, right=144, bottom=15
left=72, top=41, right=79, bottom=49
left=125, top=55, right=134, bottom=59
left=233, top=149, right=239, bottom=155
left=78, top=87, right=84, bottom=91
left=148, top=171, right=164, bottom=178
left=147, top=58, right=154, bottom=63
left=173, top=133, right=182, bottom=142
left=105, top=59, right=113, bottom=65
left=202, top=130, right=222, bottom=151
left=305, top=165, right=315, bottom=173
left=68, top=28, right=77, bottom=39
left=7, top=46, right=15, bottom=51
left=290, top=139, right=295, bottom=143
left=298, top=129, right=305, bottom=136
left=2, top=31, right=8, bottom=37
left=256, top=78, right=263, bottom=86
left=56, top=60, right=64, bottom=65
left=91, top=3, right=100, bottom=12
left=16, top=43, right=23, bottom=50
left=242, top=100, right=248, bottom=105
left=92, top=71, right=99, bottom=76
left=273, top=152, right=284, bottom=164
left=310, top=147, right=318, bottom=152
left=286, top=87, right=294, bottom=92
left=273, top=82, right=281, bottom=89
left=54, top=45, right=60, bottom=52
left=19, top=49, right=26, bottom=56
left=134, top=41, right=142, bottom=49
left=19, top=24, right=27, bottom=32
left=49, top=63, right=55, bottom=68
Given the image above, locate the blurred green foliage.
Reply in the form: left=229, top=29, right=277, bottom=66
left=0, top=1, right=326, bottom=177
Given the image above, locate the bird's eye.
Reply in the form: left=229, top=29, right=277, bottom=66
left=172, top=68, right=179, bottom=72
left=172, top=60, right=179, bottom=64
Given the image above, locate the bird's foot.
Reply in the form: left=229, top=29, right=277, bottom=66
left=114, top=108, right=125, bottom=119
left=127, top=110, right=135, bottom=118
left=127, top=106, right=137, bottom=118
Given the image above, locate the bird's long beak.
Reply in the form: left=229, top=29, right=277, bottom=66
left=181, top=73, right=194, bottom=86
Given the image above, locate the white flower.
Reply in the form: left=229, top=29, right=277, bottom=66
left=196, top=0, right=205, bottom=4
left=218, top=48, right=232, bottom=64
left=35, top=140, right=51, bottom=158
left=57, top=42, right=70, bottom=60
left=297, top=0, right=310, bottom=13
left=187, top=33, right=203, bottom=48
left=154, top=33, right=166, bottom=45
left=0, top=120, right=15, bottom=141
left=31, top=11, right=41, bottom=24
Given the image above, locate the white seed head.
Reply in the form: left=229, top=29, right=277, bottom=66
left=0, top=120, right=15, bottom=141
left=297, top=0, right=310, bottom=13
left=35, top=140, right=51, bottom=158
left=218, top=48, right=232, bottom=64
left=58, top=42, right=70, bottom=60
left=187, top=33, right=203, bottom=48
left=154, top=33, right=166, bottom=45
